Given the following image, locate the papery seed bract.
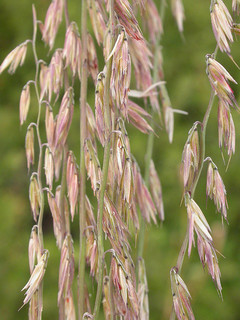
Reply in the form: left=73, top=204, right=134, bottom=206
left=171, top=0, right=185, bottom=33
left=20, top=83, right=30, bottom=126
left=25, top=126, right=34, bottom=171
left=41, top=0, right=64, bottom=50
left=0, top=41, right=28, bottom=74
left=47, top=192, right=62, bottom=248
left=21, top=250, right=49, bottom=308
left=29, top=174, right=41, bottom=222
left=44, top=147, right=54, bottom=190
left=28, top=225, right=40, bottom=274
left=87, top=33, right=99, bottom=82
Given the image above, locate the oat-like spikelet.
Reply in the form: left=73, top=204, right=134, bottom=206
left=66, top=151, right=79, bottom=220
left=28, top=226, right=41, bottom=274
left=47, top=191, right=62, bottom=248
left=211, top=0, right=233, bottom=54
left=218, top=100, right=235, bottom=158
left=110, top=29, right=131, bottom=118
left=19, top=83, right=30, bottom=126
left=45, top=105, right=55, bottom=152
left=48, top=49, right=64, bottom=101
left=137, top=258, right=149, bottom=320
left=21, top=250, right=49, bottom=308
left=84, top=139, right=101, bottom=194
left=127, top=100, right=153, bottom=134
left=58, top=234, right=75, bottom=305
left=114, top=0, right=143, bottom=40
left=63, top=22, right=82, bottom=79
left=29, top=174, right=41, bottom=222
left=206, top=55, right=238, bottom=108
left=41, top=0, right=63, bottom=50
left=44, top=147, right=54, bottom=190
left=133, top=161, right=157, bottom=224
left=206, top=161, right=228, bottom=221
left=25, top=126, right=35, bottom=172
left=54, top=87, right=74, bottom=151
left=186, top=194, right=213, bottom=256
left=88, top=0, right=107, bottom=45
left=143, top=0, right=163, bottom=44
left=149, top=160, right=164, bottom=221
left=0, top=40, right=28, bottom=74
left=181, top=124, right=201, bottom=190
left=170, top=267, right=195, bottom=320
left=95, top=72, right=106, bottom=145
left=171, top=0, right=185, bottom=33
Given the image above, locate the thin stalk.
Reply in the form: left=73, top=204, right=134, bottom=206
left=32, top=6, right=44, bottom=320
left=93, top=1, right=115, bottom=318
left=78, top=0, right=88, bottom=318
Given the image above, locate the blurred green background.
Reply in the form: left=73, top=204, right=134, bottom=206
left=1, top=0, right=240, bottom=319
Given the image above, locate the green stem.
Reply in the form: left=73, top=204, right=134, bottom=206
left=31, top=7, right=45, bottom=320
left=78, top=0, right=88, bottom=318
left=93, top=1, right=115, bottom=318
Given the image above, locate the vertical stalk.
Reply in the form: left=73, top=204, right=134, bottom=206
left=31, top=6, right=44, bottom=320
left=78, top=0, right=88, bottom=318
left=93, top=1, right=115, bottom=318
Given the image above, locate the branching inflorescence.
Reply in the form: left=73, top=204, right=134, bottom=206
left=0, top=0, right=238, bottom=319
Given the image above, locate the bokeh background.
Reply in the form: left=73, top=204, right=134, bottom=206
left=0, top=0, right=240, bottom=319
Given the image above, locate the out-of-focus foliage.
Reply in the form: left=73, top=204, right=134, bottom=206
left=0, top=0, right=240, bottom=319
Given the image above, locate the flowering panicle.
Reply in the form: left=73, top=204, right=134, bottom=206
left=206, top=55, right=238, bottom=108
left=63, top=22, right=82, bottom=79
left=170, top=267, right=195, bottom=320
left=114, top=0, right=143, bottom=40
left=206, top=161, right=228, bottom=221
left=0, top=40, right=28, bottom=74
left=211, top=0, right=233, bottom=54
left=41, top=0, right=63, bottom=50
left=218, top=100, right=235, bottom=157
left=171, top=0, right=185, bottom=33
